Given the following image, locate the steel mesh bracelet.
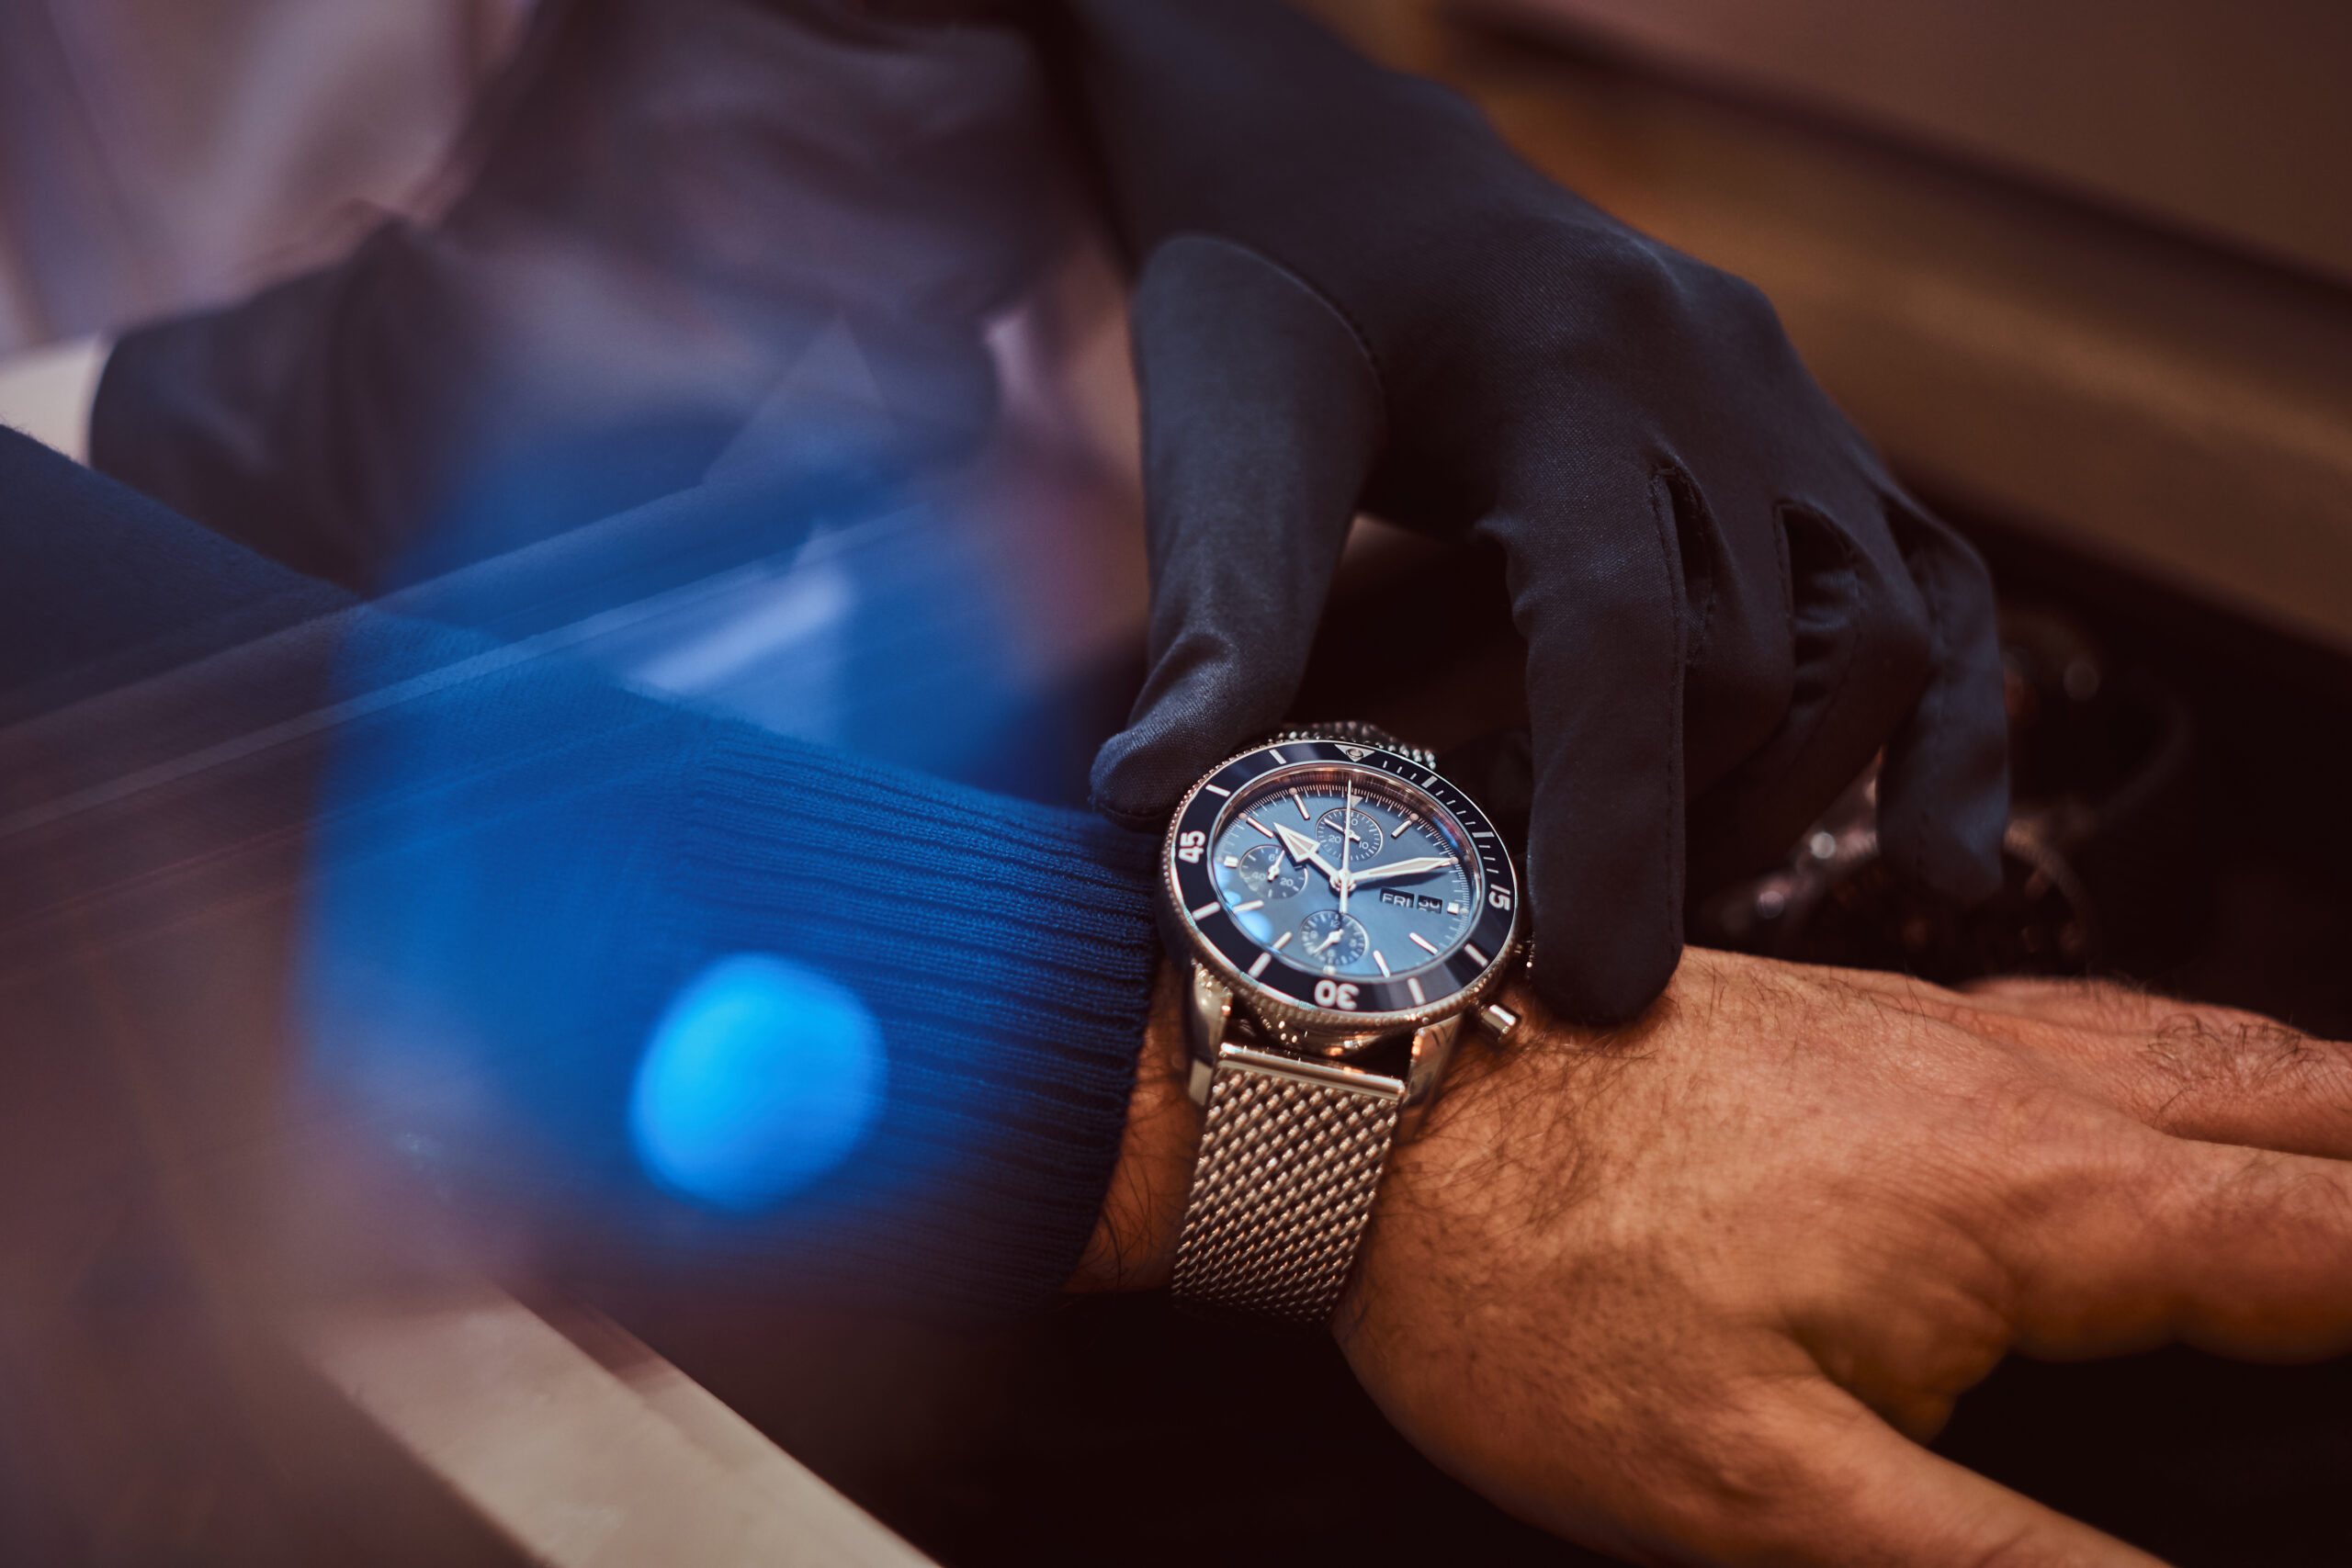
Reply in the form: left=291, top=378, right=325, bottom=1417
left=1169, top=1049, right=1404, bottom=1326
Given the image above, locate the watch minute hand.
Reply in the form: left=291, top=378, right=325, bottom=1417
left=1339, top=854, right=1460, bottom=888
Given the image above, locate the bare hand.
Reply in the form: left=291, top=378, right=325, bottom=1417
left=1338, top=949, right=2352, bottom=1565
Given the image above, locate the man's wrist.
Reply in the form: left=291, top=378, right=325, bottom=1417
left=1068, top=958, right=1199, bottom=1292
left=1067, top=963, right=1540, bottom=1298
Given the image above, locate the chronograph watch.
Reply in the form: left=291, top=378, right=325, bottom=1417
left=1158, top=722, right=1525, bottom=1325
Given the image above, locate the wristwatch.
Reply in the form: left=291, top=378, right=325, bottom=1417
left=1158, top=722, right=1525, bottom=1325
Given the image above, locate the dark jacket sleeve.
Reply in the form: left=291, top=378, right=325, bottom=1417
left=3, top=424, right=1159, bottom=1318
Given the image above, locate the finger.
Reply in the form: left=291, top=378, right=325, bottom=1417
left=2000, top=1130, right=2352, bottom=1363
left=1876, top=494, right=2009, bottom=904
left=1685, top=502, right=1934, bottom=893
left=1656, top=465, right=1793, bottom=802
left=1088, top=234, right=1383, bottom=828
left=1479, top=457, right=1686, bottom=1024
left=1662, top=1379, right=2163, bottom=1567
left=1961, top=976, right=2295, bottom=1041
left=1962, top=980, right=2352, bottom=1161
left=1957, top=975, right=2177, bottom=1030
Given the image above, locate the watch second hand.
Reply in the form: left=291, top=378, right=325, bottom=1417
left=1340, top=775, right=1355, bottom=916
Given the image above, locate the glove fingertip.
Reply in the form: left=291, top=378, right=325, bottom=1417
left=1087, top=649, right=1278, bottom=829
left=1087, top=720, right=1191, bottom=831
left=1881, top=787, right=2007, bottom=908
left=1528, top=925, right=1683, bottom=1030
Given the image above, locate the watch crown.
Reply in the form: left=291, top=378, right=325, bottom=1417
left=1476, top=1001, right=1522, bottom=1042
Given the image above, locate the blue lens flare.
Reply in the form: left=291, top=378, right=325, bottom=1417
left=628, top=953, right=884, bottom=1212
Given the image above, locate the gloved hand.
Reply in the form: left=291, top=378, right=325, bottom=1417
left=1065, top=0, right=2008, bottom=1023
left=93, top=0, right=1066, bottom=586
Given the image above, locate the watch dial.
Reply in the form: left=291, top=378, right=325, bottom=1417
left=1207, top=766, right=1481, bottom=983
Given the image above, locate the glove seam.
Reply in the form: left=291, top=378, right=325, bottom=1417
left=1645, top=467, right=1688, bottom=993
left=1770, top=498, right=1869, bottom=833
left=1652, top=463, right=1720, bottom=674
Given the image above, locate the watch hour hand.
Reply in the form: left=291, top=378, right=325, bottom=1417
left=1273, top=822, right=1346, bottom=886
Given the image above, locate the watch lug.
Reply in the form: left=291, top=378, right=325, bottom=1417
left=1404, top=1013, right=1464, bottom=1110
left=1184, top=962, right=1233, bottom=1106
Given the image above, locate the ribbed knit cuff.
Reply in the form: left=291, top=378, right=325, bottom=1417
left=300, top=647, right=1164, bottom=1321
left=667, top=725, right=1161, bottom=1316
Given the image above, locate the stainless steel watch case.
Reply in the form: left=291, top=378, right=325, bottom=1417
left=1160, top=737, right=1525, bottom=1109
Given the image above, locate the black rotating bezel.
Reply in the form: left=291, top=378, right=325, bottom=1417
left=1163, top=739, right=1522, bottom=1032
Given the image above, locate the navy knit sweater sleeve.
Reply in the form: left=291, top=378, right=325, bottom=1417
left=0, top=426, right=1160, bottom=1318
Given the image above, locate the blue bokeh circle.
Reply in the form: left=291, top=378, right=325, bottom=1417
left=628, top=953, right=884, bottom=1212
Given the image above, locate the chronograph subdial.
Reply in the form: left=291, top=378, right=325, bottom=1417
left=1316, top=807, right=1385, bottom=863
left=1227, top=841, right=1309, bottom=900
left=1296, top=909, right=1370, bottom=969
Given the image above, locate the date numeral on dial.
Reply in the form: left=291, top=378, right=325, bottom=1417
left=1313, top=979, right=1361, bottom=1010
left=1175, top=829, right=1207, bottom=864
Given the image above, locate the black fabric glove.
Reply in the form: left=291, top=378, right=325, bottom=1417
left=1063, top=0, right=2008, bottom=1022
left=93, top=0, right=1067, bottom=587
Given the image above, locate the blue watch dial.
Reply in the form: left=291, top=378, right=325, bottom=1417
left=1207, top=766, right=1480, bottom=983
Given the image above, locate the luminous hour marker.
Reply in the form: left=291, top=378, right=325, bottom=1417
left=1294, top=791, right=1312, bottom=820
left=1464, top=943, right=1488, bottom=967
left=1373, top=950, right=1391, bottom=976
left=1408, top=931, right=1441, bottom=955
left=1265, top=747, right=1287, bottom=763
left=1191, top=901, right=1221, bottom=920
left=1447, top=903, right=1463, bottom=916
left=1245, top=815, right=1277, bottom=840
left=1223, top=855, right=1240, bottom=868
left=1249, top=952, right=1272, bottom=977
left=1272, top=932, right=1293, bottom=952
left=1408, top=976, right=1426, bottom=1005
left=1233, top=899, right=1265, bottom=913
left=1203, top=783, right=1230, bottom=796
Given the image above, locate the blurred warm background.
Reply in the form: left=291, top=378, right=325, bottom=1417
left=1, top=3, right=2346, bottom=1564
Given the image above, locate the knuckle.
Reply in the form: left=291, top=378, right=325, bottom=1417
left=2138, top=1010, right=2343, bottom=1111
left=1569, top=233, right=1735, bottom=348
left=1695, top=265, right=1783, bottom=334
